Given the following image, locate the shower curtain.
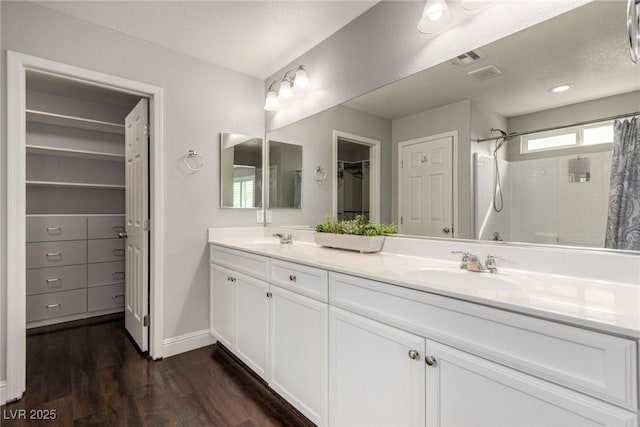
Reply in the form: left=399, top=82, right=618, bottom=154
left=605, top=117, right=640, bottom=250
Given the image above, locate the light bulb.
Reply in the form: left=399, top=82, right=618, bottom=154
left=428, top=10, right=443, bottom=21
left=292, top=68, right=309, bottom=92
left=418, top=0, right=452, bottom=33
left=264, top=90, right=280, bottom=111
left=278, top=80, right=292, bottom=99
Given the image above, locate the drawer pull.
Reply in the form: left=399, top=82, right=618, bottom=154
left=46, top=227, right=62, bottom=234
left=46, top=303, right=62, bottom=311
left=408, top=349, right=420, bottom=360
left=46, top=252, right=62, bottom=260
left=289, top=274, right=297, bottom=282
left=112, top=294, right=125, bottom=305
left=112, top=225, right=126, bottom=234
left=112, top=249, right=125, bottom=257
left=46, top=278, right=62, bottom=287
left=425, top=355, right=437, bottom=367
left=112, top=271, right=125, bottom=280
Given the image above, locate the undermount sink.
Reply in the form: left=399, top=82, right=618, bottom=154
left=401, top=268, right=519, bottom=291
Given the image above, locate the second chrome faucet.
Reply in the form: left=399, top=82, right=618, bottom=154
left=452, top=251, right=499, bottom=273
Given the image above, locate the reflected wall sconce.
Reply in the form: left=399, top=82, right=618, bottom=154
left=264, top=65, right=310, bottom=111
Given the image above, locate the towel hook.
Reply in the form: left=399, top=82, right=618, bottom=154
left=183, top=149, right=204, bottom=172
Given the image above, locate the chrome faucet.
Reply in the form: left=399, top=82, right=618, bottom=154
left=273, top=233, right=293, bottom=244
left=452, top=251, right=499, bottom=273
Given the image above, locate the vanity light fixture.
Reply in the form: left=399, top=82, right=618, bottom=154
left=549, top=84, right=572, bottom=93
left=264, top=65, right=310, bottom=111
left=418, top=0, right=453, bottom=33
left=461, top=0, right=491, bottom=10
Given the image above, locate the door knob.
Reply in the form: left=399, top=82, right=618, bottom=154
left=442, top=227, right=451, bottom=234
left=118, top=232, right=128, bottom=239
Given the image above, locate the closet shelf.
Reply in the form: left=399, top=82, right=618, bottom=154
left=26, top=180, right=125, bottom=190
left=26, top=109, right=125, bottom=135
left=27, top=145, right=125, bottom=161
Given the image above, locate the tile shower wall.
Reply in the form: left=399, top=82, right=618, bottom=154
left=510, top=151, right=612, bottom=247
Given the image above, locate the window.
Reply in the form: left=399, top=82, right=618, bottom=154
left=521, top=120, right=614, bottom=154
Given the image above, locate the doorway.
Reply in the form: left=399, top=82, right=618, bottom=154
left=332, top=131, right=381, bottom=223
left=398, top=131, right=458, bottom=237
left=6, top=51, right=165, bottom=402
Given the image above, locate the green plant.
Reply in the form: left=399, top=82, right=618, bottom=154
left=315, top=215, right=397, bottom=236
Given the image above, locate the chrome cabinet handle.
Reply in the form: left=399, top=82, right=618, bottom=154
left=46, top=252, right=62, bottom=259
left=425, top=355, right=437, bottom=366
left=266, top=292, right=272, bottom=298
left=118, top=232, right=128, bottom=239
left=46, top=227, right=62, bottom=234
left=112, top=249, right=125, bottom=257
left=46, top=303, right=61, bottom=310
left=442, top=227, right=451, bottom=234
left=46, top=278, right=62, bottom=287
left=408, top=349, right=420, bottom=360
left=289, top=274, right=297, bottom=282
left=112, top=271, right=125, bottom=280
left=227, top=276, right=236, bottom=283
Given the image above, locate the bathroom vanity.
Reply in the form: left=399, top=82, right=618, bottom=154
left=209, top=228, right=639, bottom=427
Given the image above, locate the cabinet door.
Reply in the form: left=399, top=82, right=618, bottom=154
left=210, top=264, right=235, bottom=349
left=235, top=274, right=269, bottom=380
left=425, top=340, right=637, bottom=427
left=269, top=285, right=328, bottom=426
left=329, top=307, right=425, bottom=427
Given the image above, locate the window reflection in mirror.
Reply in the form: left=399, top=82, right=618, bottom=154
left=220, top=132, right=263, bottom=209
left=268, top=141, right=302, bottom=209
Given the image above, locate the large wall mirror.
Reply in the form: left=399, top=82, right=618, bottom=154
left=220, top=132, right=263, bottom=209
left=266, top=1, right=640, bottom=252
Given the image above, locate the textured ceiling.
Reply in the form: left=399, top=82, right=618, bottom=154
left=345, top=1, right=640, bottom=119
left=35, top=0, right=378, bottom=79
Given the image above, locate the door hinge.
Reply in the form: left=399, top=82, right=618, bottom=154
left=144, top=219, right=151, bottom=231
left=401, top=160, right=404, bottom=169
left=401, top=216, right=404, bottom=225
left=143, top=315, right=149, bottom=327
left=143, top=123, right=149, bottom=136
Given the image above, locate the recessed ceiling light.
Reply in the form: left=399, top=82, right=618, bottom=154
left=549, top=84, right=572, bottom=93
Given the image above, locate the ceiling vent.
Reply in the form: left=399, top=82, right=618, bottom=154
left=450, top=50, right=486, bottom=66
left=467, top=65, right=502, bottom=81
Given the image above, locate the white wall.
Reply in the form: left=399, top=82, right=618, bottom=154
left=1, top=1, right=264, bottom=382
left=267, top=104, right=391, bottom=227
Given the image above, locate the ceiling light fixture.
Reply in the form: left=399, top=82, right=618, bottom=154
left=418, top=0, right=453, bottom=34
left=461, top=0, right=491, bottom=10
left=549, top=84, right=572, bottom=93
left=264, top=65, right=310, bottom=111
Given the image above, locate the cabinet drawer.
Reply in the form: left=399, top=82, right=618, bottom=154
left=26, top=264, right=87, bottom=295
left=88, top=283, right=125, bottom=312
left=329, top=272, right=638, bottom=410
left=27, top=216, right=86, bottom=242
left=26, top=240, right=87, bottom=268
left=210, top=245, right=267, bottom=280
left=270, top=259, right=328, bottom=302
left=88, top=239, right=125, bottom=263
left=88, top=216, right=125, bottom=239
left=26, top=289, right=87, bottom=322
left=88, top=261, right=125, bottom=287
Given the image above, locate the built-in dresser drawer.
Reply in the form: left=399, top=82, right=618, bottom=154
left=88, top=239, right=125, bottom=263
left=88, top=215, right=125, bottom=239
left=88, top=261, right=125, bottom=287
left=26, top=240, right=87, bottom=269
left=210, top=245, right=268, bottom=280
left=88, top=283, right=125, bottom=312
left=328, top=272, right=638, bottom=410
left=26, top=216, right=86, bottom=242
left=26, top=264, right=87, bottom=295
left=26, top=289, right=87, bottom=322
left=270, top=259, right=328, bottom=302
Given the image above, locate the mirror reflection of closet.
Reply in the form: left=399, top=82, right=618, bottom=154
left=220, top=132, right=263, bottom=209
left=268, top=141, right=302, bottom=209
left=337, top=139, right=370, bottom=221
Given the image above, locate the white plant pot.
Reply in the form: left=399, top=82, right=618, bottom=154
left=313, top=232, right=386, bottom=253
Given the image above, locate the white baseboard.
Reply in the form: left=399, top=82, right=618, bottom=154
left=162, top=329, right=216, bottom=358
left=0, top=381, right=7, bottom=405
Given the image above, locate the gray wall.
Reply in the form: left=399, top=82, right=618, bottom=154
left=1, top=1, right=264, bottom=382
left=267, top=104, right=391, bottom=227
left=392, top=100, right=472, bottom=238
left=507, top=91, right=640, bottom=161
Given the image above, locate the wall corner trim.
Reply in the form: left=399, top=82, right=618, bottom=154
left=162, top=330, right=216, bottom=358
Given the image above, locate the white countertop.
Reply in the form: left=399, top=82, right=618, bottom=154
left=208, top=230, right=640, bottom=339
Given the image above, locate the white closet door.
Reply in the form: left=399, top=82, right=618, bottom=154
left=124, top=98, right=149, bottom=351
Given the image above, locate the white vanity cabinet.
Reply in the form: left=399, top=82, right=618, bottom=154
left=329, top=306, right=425, bottom=427
left=209, top=247, right=270, bottom=379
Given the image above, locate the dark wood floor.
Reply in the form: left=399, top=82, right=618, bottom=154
left=1, top=315, right=314, bottom=427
